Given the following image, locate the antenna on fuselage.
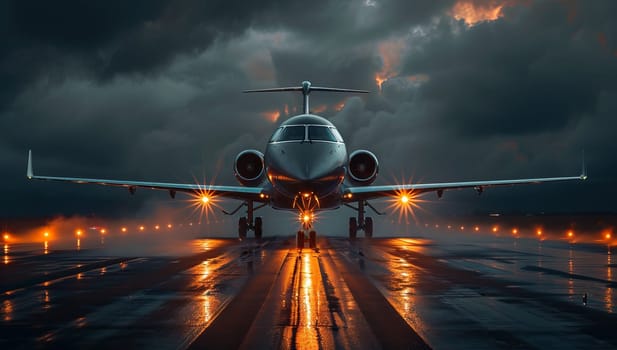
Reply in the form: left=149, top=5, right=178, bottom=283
left=243, top=80, right=369, bottom=114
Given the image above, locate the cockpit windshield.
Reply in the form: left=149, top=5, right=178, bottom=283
left=269, top=125, right=344, bottom=143
left=270, top=126, right=305, bottom=142
left=308, top=126, right=338, bottom=142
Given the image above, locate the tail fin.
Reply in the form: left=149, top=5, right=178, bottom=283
left=244, top=80, right=369, bottom=114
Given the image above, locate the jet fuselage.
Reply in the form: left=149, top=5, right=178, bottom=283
left=264, top=114, right=347, bottom=211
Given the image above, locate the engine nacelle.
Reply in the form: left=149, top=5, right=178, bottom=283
left=348, top=150, right=379, bottom=185
left=234, top=150, right=266, bottom=187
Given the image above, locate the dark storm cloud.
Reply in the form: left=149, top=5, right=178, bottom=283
left=1, top=0, right=616, bottom=222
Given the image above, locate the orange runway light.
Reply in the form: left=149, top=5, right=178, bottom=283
left=44, top=231, right=49, bottom=238
left=154, top=225, right=160, bottom=230
left=76, top=230, right=82, bottom=237
left=474, top=226, right=479, bottom=232
left=492, top=226, right=498, bottom=233
left=536, top=230, right=542, bottom=236
left=139, top=226, right=145, bottom=231
left=167, top=224, right=172, bottom=229
left=3, top=233, right=9, bottom=241
left=512, top=228, right=518, bottom=235
left=201, top=196, right=210, bottom=204
left=121, top=227, right=127, bottom=233
left=567, top=231, right=574, bottom=238
left=303, top=214, right=311, bottom=223
left=607, top=233, right=612, bottom=240
left=100, top=229, right=106, bottom=234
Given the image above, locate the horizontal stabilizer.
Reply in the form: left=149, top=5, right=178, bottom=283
left=244, top=80, right=369, bottom=114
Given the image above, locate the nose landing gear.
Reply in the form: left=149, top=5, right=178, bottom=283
left=297, top=212, right=317, bottom=250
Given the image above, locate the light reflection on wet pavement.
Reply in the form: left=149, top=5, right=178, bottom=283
left=1, top=233, right=617, bottom=349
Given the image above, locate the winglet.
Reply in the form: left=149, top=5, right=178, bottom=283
left=580, top=150, right=587, bottom=180
left=27, top=150, right=33, bottom=179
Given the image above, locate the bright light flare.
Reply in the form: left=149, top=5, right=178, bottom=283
left=121, top=227, right=127, bottom=233
left=76, top=229, right=82, bottom=237
left=3, top=234, right=9, bottom=241
left=139, top=225, right=145, bottom=231
left=188, top=185, right=221, bottom=223
left=607, top=233, right=612, bottom=240
left=536, top=229, right=542, bottom=236
left=567, top=230, right=574, bottom=238
left=386, top=186, right=426, bottom=224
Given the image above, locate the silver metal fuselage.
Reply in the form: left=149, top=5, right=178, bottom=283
left=264, top=114, right=347, bottom=211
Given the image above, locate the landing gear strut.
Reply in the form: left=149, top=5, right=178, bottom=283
left=346, top=200, right=380, bottom=239
left=230, top=200, right=266, bottom=240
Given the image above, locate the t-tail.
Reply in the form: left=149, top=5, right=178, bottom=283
left=243, top=80, right=369, bottom=114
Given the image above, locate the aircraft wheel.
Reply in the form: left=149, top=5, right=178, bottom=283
left=365, top=217, right=373, bottom=238
left=238, top=217, right=248, bottom=239
left=254, top=217, right=263, bottom=239
left=296, top=231, right=305, bottom=249
left=309, top=230, right=317, bottom=249
left=349, top=217, right=357, bottom=239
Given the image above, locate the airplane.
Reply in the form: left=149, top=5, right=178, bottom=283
left=26, top=80, right=587, bottom=249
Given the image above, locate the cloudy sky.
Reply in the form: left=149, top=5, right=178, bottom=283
left=1, top=0, right=616, bottom=225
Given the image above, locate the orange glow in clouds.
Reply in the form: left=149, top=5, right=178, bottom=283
left=450, top=0, right=525, bottom=26
left=261, top=110, right=280, bottom=123
left=375, top=39, right=406, bottom=90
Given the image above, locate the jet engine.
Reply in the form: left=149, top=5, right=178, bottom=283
left=348, top=150, right=379, bottom=185
left=234, top=150, right=266, bottom=187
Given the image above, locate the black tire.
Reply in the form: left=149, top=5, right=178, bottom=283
left=349, top=217, right=357, bottom=239
left=309, top=230, right=317, bottom=249
left=365, top=217, right=373, bottom=238
left=254, top=217, right=263, bottom=239
left=297, top=231, right=304, bottom=249
left=238, top=217, right=248, bottom=239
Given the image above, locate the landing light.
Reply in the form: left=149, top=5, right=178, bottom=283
left=400, top=195, right=410, bottom=204
left=201, top=196, right=210, bottom=204
left=76, top=230, right=82, bottom=237
left=303, top=214, right=310, bottom=223
left=44, top=232, right=49, bottom=238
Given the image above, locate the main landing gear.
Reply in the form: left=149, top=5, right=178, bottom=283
left=346, top=200, right=382, bottom=239
left=224, top=200, right=267, bottom=240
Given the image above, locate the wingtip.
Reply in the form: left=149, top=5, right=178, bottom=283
left=27, top=150, right=33, bottom=179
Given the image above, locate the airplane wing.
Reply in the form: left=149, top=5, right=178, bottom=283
left=26, top=151, right=267, bottom=202
left=344, top=174, right=587, bottom=201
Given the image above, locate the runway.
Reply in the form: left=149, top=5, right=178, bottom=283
left=1, top=232, right=617, bottom=349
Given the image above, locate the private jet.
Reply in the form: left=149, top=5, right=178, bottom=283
left=27, top=81, right=587, bottom=248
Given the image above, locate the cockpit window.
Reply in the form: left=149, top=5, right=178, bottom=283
left=270, top=126, right=305, bottom=142
left=309, top=126, right=339, bottom=142
left=331, top=128, right=344, bottom=142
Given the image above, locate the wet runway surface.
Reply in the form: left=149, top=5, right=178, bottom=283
left=2, top=233, right=617, bottom=349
